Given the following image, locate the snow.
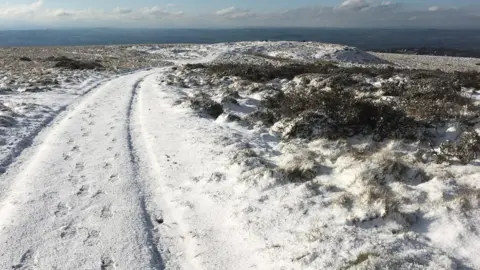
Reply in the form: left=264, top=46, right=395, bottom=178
left=132, top=41, right=388, bottom=64
left=0, top=42, right=479, bottom=269
left=0, top=73, right=109, bottom=172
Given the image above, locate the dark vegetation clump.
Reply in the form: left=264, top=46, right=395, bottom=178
left=220, top=91, right=240, bottom=105
left=201, top=62, right=399, bottom=83
left=203, top=62, right=337, bottom=82
left=265, top=88, right=421, bottom=141
left=188, top=93, right=224, bottom=119
left=51, top=56, right=105, bottom=70
left=437, top=129, right=480, bottom=164
left=399, top=78, right=474, bottom=123
left=221, top=96, right=239, bottom=105
left=0, top=104, right=17, bottom=127
left=0, top=115, right=16, bottom=127
left=19, top=56, right=32, bottom=61
left=249, top=53, right=293, bottom=62
left=203, top=62, right=479, bottom=144
left=184, top=63, right=207, bottom=69
left=225, top=113, right=242, bottom=122
left=245, top=109, right=277, bottom=126
left=202, top=61, right=480, bottom=90
left=190, top=61, right=479, bottom=163
left=367, top=159, right=430, bottom=186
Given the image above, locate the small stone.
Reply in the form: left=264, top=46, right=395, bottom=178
left=156, top=218, right=164, bottom=224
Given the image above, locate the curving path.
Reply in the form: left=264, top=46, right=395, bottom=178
left=0, top=62, right=269, bottom=269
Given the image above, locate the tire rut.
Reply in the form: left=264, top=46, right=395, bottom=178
left=0, top=70, right=165, bottom=270
left=126, top=76, right=165, bottom=269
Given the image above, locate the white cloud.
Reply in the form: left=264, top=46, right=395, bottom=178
left=0, top=0, right=44, bottom=16
left=113, top=7, right=133, bottom=14
left=0, top=0, right=478, bottom=29
left=142, top=6, right=183, bottom=18
left=53, top=9, right=72, bottom=17
left=216, top=7, right=236, bottom=16
left=340, top=0, right=370, bottom=11
left=339, top=0, right=398, bottom=12
left=215, top=6, right=255, bottom=19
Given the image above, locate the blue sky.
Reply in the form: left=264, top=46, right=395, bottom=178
left=1, top=0, right=479, bottom=29
left=5, top=0, right=477, bottom=11
left=15, top=0, right=479, bottom=10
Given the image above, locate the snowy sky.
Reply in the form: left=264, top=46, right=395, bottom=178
left=1, top=0, right=479, bottom=29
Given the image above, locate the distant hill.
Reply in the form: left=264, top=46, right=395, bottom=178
left=371, top=47, right=480, bottom=58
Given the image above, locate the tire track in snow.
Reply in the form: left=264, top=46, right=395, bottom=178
left=131, top=71, right=270, bottom=269
left=126, top=76, right=165, bottom=269
left=0, top=70, right=166, bottom=270
left=132, top=70, right=201, bottom=270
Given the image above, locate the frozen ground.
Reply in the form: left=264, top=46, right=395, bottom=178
left=372, top=52, right=480, bottom=73
left=0, top=42, right=479, bottom=269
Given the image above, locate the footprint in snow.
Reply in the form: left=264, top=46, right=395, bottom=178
left=88, top=121, right=95, bottom=126
left=101, top=256, right=115, bottom=270
left=103, top=163, right=112, bottom=169
left=12, top=249, right=36, bottom=269
left=82, top=132, right=90, bottom=137
left=67, top=138, right=74, bottom=145
left=75, top=163, right=85, bottom=171
left=60, top=224, right=77, bottom=239
left=84, top=229, right=100, bottom=246
left=41, top=191, right=58, bottom=201
left=72, top=146, right=80, bottom=152
left=67, top=175, right=79, bottom=185
left=76, top=185, right=89, bottom=196
left=108, top=174, right=118, bottom=182
left=54, top=202, right=69, bottom=217
left=100, top=205, right=113, bottom=219
left=92, top=190, right=104, bottom=199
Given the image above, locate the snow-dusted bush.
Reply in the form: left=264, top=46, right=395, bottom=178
left=53, top=56, right=105, bottom=70
left=204, top=62, right=337, bottom=82
left=18, top=56, right=32, bottom=62
left=187, top=93, right=224, bottom=119
left=438, top=129, right=480, bottom=164
left=268, top=88, right=420, bottom=141
left=277, top=152, right=322, bottom=182
left=363, top=158, right=430, bottom=186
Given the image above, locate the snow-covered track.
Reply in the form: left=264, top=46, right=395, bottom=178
left=0, top=70, right=165, bottom=269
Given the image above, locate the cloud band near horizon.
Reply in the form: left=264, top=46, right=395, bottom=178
left=0, top=0, right=479, bottom=29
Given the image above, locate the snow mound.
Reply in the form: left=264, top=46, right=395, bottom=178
left=227, top=41, right=387, bottom=64
left=130, top=45, right=210, bottom=60
left=130, top=41, right=387, bottom=64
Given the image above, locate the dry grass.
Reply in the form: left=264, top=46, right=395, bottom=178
left=278, top=152, right=320, bottom=183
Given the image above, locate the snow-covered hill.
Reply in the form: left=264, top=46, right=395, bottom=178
left=0, top=42, right=479, bottom=269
